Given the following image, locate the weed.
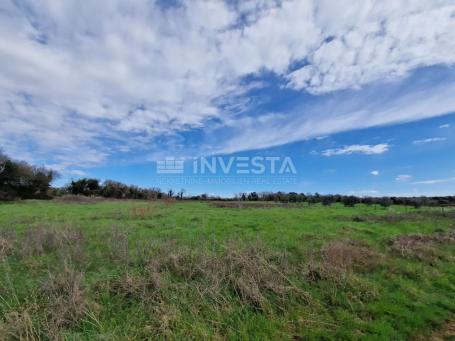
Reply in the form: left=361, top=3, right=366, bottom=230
left=155, top=241, right=308, bottom=311
left=390, top=230, right=455, bottom=262
left=130, top=205, right=154, bottom=220
left=18, top=226, right=85, bottom=266
left=321, top=239, right=384, bottom=272
left=305, top=239, right=384, bottom=301
left=105, top=227, right=129, bottom=269
left=150, top=302, right=181, bottom=337
left=0, top=305, right=40, bottom=340
left=41, top=264, right=94, bottom=336
left=0, top=229, right=16, bottom=260
left=164, top=198, right=176, bottom=206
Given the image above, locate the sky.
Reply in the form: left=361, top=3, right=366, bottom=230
left=0, top=0, right=455, bottom=197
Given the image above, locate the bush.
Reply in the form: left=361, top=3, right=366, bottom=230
left=0, top=152, right=57, bottom=200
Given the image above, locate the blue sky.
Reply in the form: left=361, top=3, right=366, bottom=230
left=1, top=1, right=455, bottom=196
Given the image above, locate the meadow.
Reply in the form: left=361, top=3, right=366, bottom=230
left=0, top=199, right=454, bottom=340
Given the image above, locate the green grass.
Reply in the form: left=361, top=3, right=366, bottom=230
left=0, top=200, right=454, bottom=340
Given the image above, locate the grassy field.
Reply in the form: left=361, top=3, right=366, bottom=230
left=0, top=200, right=454, bottom=340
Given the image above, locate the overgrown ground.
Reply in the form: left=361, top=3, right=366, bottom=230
left=0, top=200, right=454, bottom=340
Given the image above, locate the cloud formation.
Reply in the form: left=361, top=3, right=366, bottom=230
left=286, top=1, right=455, bottom=93
left=412, top=137, right=447, bottom=144
left=0, top=0, right=454, bottom=169
left=396, top=174, right=413, bottom=182
left=322, top=144, right=390, bottom=157
left=412, top=177, right=455, bottom=185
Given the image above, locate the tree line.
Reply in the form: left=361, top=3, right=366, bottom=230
left=1, top=152, right=455, bottom=206
left=62, top=178, right=163, bottom=200
left=230, top=192, right=455, bottom=208
left=0, top=152, right=165, bottom=201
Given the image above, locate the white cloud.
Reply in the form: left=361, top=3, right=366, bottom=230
left=46, top=162, right=89, bottom=177
left=66, top=169, right=87, bottom=177
left=286, top=1, right=455, bottom=94
left=412, top=177, right=455, bottom=185
left=0, top=0, right=454, bottom=164
left=322, top=144, right=390, bottom=157
left=396, top=174, right=412, bottom=182
left=412, top=137, right=447, bottom=144
left=439, top=124, right=450, bottom=128
left=371, top=170, right=379, bottom=176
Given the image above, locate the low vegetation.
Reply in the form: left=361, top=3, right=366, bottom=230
left=1, top=200, right=454, bottom=339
